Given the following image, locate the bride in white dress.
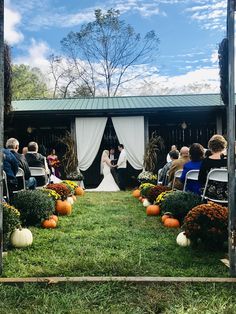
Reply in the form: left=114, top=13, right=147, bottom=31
left=86, top=150, right=120, bottom=192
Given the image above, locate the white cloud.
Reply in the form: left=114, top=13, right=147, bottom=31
left=117, top=65, right=220, bottom=95
left=4, top=6, right=24, bottom=44
left=14, top=39, right=51, bottom=72
left=185, top=0, right=226, bottom=31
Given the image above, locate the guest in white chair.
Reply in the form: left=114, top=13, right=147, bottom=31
left=6, top=138, right=37, bottom=190
left=199, top=135, right=227, bottom=201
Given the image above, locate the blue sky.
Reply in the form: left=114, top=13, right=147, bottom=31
left=4, top=0, right=227, bottom=95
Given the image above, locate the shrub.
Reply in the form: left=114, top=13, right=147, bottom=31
left=46, top=183, right=71, bottom=200
left=2, top=202, right=21, bottom=248
left=61, top=180, right=78, bottom=193
left=139, top=183, right=155, bottom=198
left=137, top=171, right=157, bottom=184
left=12, top=190, right=55, bottom=226
left=146, top=185, right=171, bottom=204
left=155, top=191, right=173, bottom=207
left=160, top=191, right=202, bottom=223
left=41, top=188, right=61, bottom=202
left=183, top=202, right=228, bottom=249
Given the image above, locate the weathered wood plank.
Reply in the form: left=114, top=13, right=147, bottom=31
left=0, top=276, right=236, bottom=284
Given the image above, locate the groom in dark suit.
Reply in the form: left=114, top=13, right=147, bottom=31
left=109, top=148, right=119, bottom=185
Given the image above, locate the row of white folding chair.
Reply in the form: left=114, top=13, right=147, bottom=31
left=171, top=169, right=183, bottom=189
left=14, top=167, right=26, bottom=192
left=3, top=170, right=9, bottom=201
left=201, top=168, right=228, bottom=204
left=157, top=168, right=163, bottom=184
left=29, top=167, right=49, bottom=188
left=182, top=169, right=200, bottom=192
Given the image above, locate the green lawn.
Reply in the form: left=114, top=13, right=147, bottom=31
left=1, top=191, right=236, bottom=313
left=2, top=191, right=228, bottom=278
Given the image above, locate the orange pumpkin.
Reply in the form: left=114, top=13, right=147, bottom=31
left=132, top=189, right=141, bottom=198
left=146, top=205, right=160, bottom=216
left=164, top=218, right=180, bottom=228
left=56, top=200, right=72, bottom=215
left=42, top=218, right=57, bottom=229
left=161, top=214, right=172, bottom=223
left=138, top=196, right=143, bottom=202
left=75, top=187, right=85, bottom=196
left=50, top=215, right=59, bottom=223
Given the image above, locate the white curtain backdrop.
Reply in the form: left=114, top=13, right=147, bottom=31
left=112, top=116, right=144, bottom=170
left=75, top=117, right=108, bottom=171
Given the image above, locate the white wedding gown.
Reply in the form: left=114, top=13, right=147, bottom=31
left=86, top=162, right=120, bottom=192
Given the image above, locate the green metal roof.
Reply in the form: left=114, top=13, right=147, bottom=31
left=12, top=93, right=224, bottom=112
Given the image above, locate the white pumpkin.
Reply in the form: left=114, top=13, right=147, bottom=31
left=67, top=196, right=74, bottom=205
left=143, top=199, right=151, bottom=207
left=176, top=231, right=190, bottom=247
left=10, top=228, right=33, bottom=248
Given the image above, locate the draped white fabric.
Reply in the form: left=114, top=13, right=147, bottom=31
left=75, top=117, right=108, bottom=171
left=112, top=116, right=144, bottom=170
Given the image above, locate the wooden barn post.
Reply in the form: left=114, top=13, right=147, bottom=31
left=227, top=0, right=236, bottom=276
left=0, top=0, right=4, bottom=275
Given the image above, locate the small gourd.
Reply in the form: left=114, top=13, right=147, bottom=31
left=176, top=231, right=191, bottom=247
left=146, top=205, right=160, bottom=216
left=67, top=196, right=74, bottom=205
left=132, top=189, right=140, bottom=198
left=56, top=200, right=72, bottom=215
left=75, top=187, right=85, bottom=196
left=143, top=199, right=151, bottom=207
left=164, top=218, right=180, bottom=228
left=42, top=218, right=57, bottom=229
left=10, top=227, right=33, bottom=248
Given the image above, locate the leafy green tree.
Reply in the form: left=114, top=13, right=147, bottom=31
left=61, top=9, right=159, bottom=97
left=12, top=64, right=50, bottom=100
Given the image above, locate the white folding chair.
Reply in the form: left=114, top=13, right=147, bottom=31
left=29, top=167, right=48, bottom=188
left=201, top=168, right=228, bottom=204
left=157, top=168, right=163, bottom=184
left=171, top=169, right=183, bottom=189
left=14, top=167, right=26, bottom=192
left=183, top=169, right=200, bottom=192
left=3, top=170, right=9, bottom=201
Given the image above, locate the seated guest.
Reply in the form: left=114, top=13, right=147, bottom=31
left=25, top=141, right=49, bottom=185
left=3, top=147, right=19, bottom=200
left=179, top=143, right=204, bottom=194
left=168, top=146, right=190, bottom=188
left=166, top=144, right=179, bottom=163
left=26, top=142, right=48, bottom=168
left=22, top=147, right=28, bottom=155
left=198, top=134, right=227, bottom=201
left=159, top=150, right=179, bottom=185
left=6, top=138, right=37, bottom=190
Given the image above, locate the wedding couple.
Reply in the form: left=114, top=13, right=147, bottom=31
left=88, top=144, right=127, bottom=192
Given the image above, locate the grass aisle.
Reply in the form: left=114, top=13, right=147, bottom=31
left=1, top=191, right=236, bottom=313
left=2, top=191, right=228, bottom=277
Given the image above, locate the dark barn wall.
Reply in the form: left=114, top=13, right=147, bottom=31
left=5, top=106, right=226, bottom=185
left=5, top=114, right=71, bottom=156
left=148, top=110, right=220, bottom=152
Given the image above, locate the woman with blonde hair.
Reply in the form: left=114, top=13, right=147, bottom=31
left=198, top=134, right=227, bottom=200
left=87, top=150, right=120, bottom=192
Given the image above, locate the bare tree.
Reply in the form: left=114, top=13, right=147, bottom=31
left=61, top=9, right=159, bottom=97
left=48, top=54, right=79, bottom=98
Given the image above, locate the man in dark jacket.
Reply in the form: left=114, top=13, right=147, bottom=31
left=25, top=141, right=46, bottom=168
left=25, top=141, right=49, bottom=185
left=3, top=147, right=19, bottom=199
left=6, top=138, right=37, bottom=190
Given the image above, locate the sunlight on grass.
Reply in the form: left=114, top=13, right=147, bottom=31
left=2, top=191, right=228, bottom=278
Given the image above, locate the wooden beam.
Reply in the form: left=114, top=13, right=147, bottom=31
left=0, top=276, right=236, bottom=284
